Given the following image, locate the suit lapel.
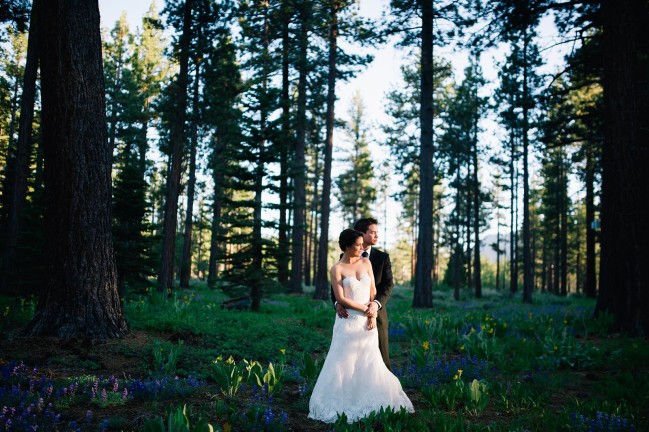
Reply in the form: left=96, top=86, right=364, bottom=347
left=370, top=250, right=382, bottom=282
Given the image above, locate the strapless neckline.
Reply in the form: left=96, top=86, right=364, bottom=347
left=342, top=273, right=370, bottom=283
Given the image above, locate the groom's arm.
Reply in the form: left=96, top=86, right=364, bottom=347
left=373, top=253, right=394, bottom=308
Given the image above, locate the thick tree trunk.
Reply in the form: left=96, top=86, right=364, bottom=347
left=596, top=0, right=649, bottom=335
left=314, top=0, right=338, bottom=300
left=413, top=0, right=434, bottom=308
left=0, top=0, right=41, bottom=295
left=289, top=1, right=309, bottom=294
left=180, top=65, right=201, bottom=289
left=157, top=0, right=193, bottom=292
left=23, top=0, right=127, bottom=339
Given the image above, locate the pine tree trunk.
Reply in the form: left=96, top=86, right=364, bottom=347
left=495, top=219, right=500, bottom=290
left=251, top=2, right=271, bottom=311
left=509, top=133, right=518, bottom=294
left=23, top=0, right=127, bottom=339
left=304, top=208, right=312, bottom=286
left=207, top=137, right=224, bottom=288
left=180, top=65, right=201, bottom=289
left=158, top=0, right=193, bottom=292
left=289, top=1, right=309, bottom=294
left=472, top=118, right=481, bottom=298
left=560, top=153, right=568, bottom=296
left=596, top=0, right=649, bottom=335
left=521, top=30, right=533, bottom=303
left=585, top=141, right=597, bottom=298
left=465, top=177, right=472, bottom=290
left=277, top=1, right=291, bottom=285
left=413, top=0, right=434, bottom=308
left=0, top=0, right=41, bottom=295
left=314, top=0, right=339, bottom=300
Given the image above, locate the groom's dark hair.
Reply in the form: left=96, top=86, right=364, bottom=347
left=354, top=217, right=378, bottom=234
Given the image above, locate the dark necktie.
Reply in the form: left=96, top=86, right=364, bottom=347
left=361, top=251, right=369, bottom=258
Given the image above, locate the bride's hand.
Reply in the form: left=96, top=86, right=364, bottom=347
left=367, top=317, right=377, bottom=330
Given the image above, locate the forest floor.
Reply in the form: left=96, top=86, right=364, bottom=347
left=1, top=285, right=648, bottom=431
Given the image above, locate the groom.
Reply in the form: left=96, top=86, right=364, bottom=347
left=332, top=217, right=395, bottom=370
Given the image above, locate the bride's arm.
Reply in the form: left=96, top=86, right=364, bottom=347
left=330, top=266, right=368, bottom=312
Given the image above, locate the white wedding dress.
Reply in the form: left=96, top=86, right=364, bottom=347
left=308, top=273, right=414, bottom=423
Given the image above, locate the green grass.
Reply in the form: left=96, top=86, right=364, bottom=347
left=1, top=283, right=648, bottom=431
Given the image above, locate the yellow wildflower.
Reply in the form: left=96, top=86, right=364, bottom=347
left=459, top=345, right=465, bottom=351
left=453, top=374, right=459, bottom=380
left=422, top=341, right=430, bottom=351
left=458, top=369, right=463, bottom=377
left=280, top=348, right=286, bottom=355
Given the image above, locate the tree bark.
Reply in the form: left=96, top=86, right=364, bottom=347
left=413, top=0, right=434, bottom=308
left=23, top=0, right=127, bottom=339
left=596, top=0, right=649, bottom=336
left=289, top=0, right=309, bottom=294
left=157, top=0, right=193, bottom=292
left=560, top=151, right=568, bottom=296
left=521, top=29, right=533, bottom=303
left=314, top=0, right=339, bottom=300
left=180, top=63, right=201, bottom=289
left=277, top=0, right=291, bottom=286
left=208, top=138, right=224, bottom=288
left=472, top=122, right=482, bottom=298
left=584, top=140, right=597, bottom=298
left=495, top=216, right=501, bottom=290
left=0, top=0, right=42, bottom=295
left=251, top=1, right=271, bottom=311
left=509, top=132, right=518, bottom=295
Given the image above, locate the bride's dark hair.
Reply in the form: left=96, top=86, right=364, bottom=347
left=339, top=229, right=363, bottom=251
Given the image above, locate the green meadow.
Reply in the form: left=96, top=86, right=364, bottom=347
left=1, top=285, right=647, bottom=431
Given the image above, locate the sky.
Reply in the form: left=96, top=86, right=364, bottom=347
left=98, top=0, right=573, bottom=251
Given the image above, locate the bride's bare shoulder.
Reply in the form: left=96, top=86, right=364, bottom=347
left=330, top=262, right=342, bottom=274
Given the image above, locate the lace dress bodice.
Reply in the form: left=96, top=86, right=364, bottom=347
left=342, top=273, right=371, bottom=318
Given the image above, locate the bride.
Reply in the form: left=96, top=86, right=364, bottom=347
left=308, top=229, right=414, bottom=423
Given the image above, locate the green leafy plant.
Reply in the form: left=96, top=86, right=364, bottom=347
left=467, top=378, right=489, bottom=413
left=152, top=340, right=183, bottom=376
left=209, top=356, right=248, bottom=398
left=255, top=362, right=284, bottom=396
left=142, top=405, right=215, bottom=432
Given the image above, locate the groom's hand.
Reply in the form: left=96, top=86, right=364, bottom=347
left=335, top=303, right=349, bottom=318
left=365, top=302, right=378, bottom=318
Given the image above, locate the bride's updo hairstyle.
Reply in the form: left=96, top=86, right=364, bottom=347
left=339, top=229, right=363, bottom=251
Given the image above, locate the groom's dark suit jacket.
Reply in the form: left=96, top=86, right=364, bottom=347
left=331, top=248, right=395, bottom=370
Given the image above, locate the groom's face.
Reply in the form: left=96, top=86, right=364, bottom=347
left=362, top=224, right=379, bottom=247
